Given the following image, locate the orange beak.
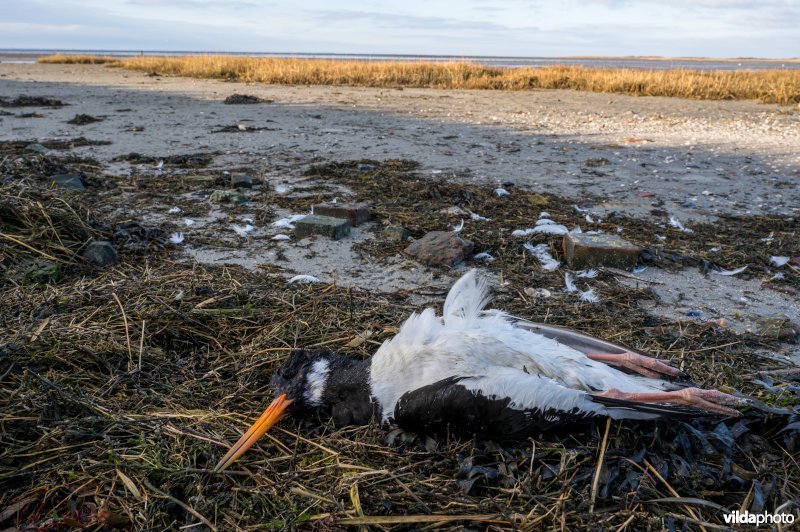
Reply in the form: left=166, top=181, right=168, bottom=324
left=213, top=394, right=293, bottom=472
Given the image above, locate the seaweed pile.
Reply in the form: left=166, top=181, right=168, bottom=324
left=1, top=161, right=799, bottom=530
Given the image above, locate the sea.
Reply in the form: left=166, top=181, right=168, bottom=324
left=1, top=49, right=798, bottom=71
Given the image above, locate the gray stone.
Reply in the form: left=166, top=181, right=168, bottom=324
left=230, top=173, right=253, bottom=188
left=404, top=231, right=474, bottom=267
left=209, top=189, right=248, bottom=204
left=294, top=215, right=351, bottom=240
left=83, top=241, right=118, bottom=267
left=24, top=143, right=48, bottom=154
left=383, top=225, right=410, bottom=242
left=563, top=232, right=640, bottom=270
left=51, top=174, right=85, bottom=191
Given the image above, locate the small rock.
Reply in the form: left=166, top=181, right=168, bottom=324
left=67, top=114, right=102, bottom=125
left=24, top=143, right=48, bottom=154
left=230, top=173, right=253, bottom=188
left=357, top=163, right=377, bottom=172
left=294, top=215, right=351, bottom=240
left=209, top=189, right=248, bottom=204
left=754, top=314, right=799, bottom=343
left=584, top=157, right=611, bottom=167
left=404, top=231, right=474, bottom=267
left=563, top=233, right=640, bottom=270
left=224, top=94, right=269, bottom=105
left=383, top=225, right=410, bottom=242
left=50, top=174, right=85, bottom=190
left=83, top=241, right=118, bottom=267
left=313, top=202, right=371, bottom=226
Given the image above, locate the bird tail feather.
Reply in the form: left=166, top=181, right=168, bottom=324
left=443, top=269, right=492, bottom=325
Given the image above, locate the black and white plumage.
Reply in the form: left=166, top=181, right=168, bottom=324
left=267, top=270, right=749, bottom=440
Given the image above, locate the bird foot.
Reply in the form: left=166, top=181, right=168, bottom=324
left=586, top=351, right=689, bottom=380
left=598, top=387, right=750, bottom=416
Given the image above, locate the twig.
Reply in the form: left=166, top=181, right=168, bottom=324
left=590, top=417, right=611, bottom=513
left=112, top=292, right=133, bottom=371
left=143, top=479, right=217, bottom=531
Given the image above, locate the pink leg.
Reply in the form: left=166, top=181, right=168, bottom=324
left=587, top=351, right=688, bottom=379
left=597, top=387, right=749, bottom=416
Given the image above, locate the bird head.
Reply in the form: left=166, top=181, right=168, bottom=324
left=213, top=349, right=372, bottom=472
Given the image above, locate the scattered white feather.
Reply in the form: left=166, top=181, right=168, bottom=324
left=154, top=160, right=164, bottom=171
left=452, top=219, right=465, bottom=233
left=655, top=234, right=666, bottom=241
left=579, top=289, right=600, bottom=303
left=494, top=188, right=510, bottom=197
left=760, top=236, right=774, bottom=243
left=272, top=234, right=291, bottom=241
left=709, top=247, right=720, bottom=253
left=534, top=224, right=569, bottom=235
left=169, top=232, right=184, bottom=244
left=539, top=211, right=550, bottom=218
left=272, top=214, right=307, bottom=229
left=771, top=256, right=790, bottom=267
left=616, top=227, right=624, bottom=233
left=473, top=252, right=495, bottom=262
left=535, top=218, right=556, bottom=226
left=240, top=216, right=254, bottom=224
left=288, top=275, right=320, bottom=284
left=771, top=272, right=786, bottom=281
left=576, top=269, right=598, bottom=278
left=710, top=265, right=748, bottom=276
left=585, top=214, right=595, bottom=223
left=168, top=206, right=182, bottom=214
left=564, top=272, right=578, bottom=292
left=523, top=242, right=560, bottom=271
left=632, top=265, right=648, bottom=274
left=231, top=224, right=254, bottom=237
left=573, top=205, right=588, bottom=213
left=470, top=211, right=488, bottom=221
left=275, top=184, right=290, bottom=194
left=669, top=216, right=694, bottom=233
left=183, top=218, right=195, bottom=226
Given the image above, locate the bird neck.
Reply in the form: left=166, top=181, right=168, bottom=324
left=318, top=355, right=378, bottom=425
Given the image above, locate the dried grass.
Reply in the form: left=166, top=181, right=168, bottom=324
left=38, top=54, right=800, bottom=105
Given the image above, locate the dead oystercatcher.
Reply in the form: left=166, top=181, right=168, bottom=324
left=214, top=269, right=751, bottom=472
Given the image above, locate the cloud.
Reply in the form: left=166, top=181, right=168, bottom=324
left=308, top=9, right=537, bottom=33
left=126, top=0, right=261, bottom=9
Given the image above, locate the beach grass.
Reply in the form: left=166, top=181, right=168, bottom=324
left=38, top=53, right=800, bottom=104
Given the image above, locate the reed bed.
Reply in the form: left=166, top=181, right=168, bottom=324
left=38, top=54, right=800, bottom=104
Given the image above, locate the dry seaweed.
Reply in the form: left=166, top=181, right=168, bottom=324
left=1, top=160, right=799, bottom=530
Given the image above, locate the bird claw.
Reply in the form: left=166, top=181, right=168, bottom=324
left=599, top=387, right=747, bottom=416
left=587, top=351, right=689, bottom=380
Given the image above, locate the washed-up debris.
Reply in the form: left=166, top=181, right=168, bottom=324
left=441, top=206, right=468, bottom=216
left=494, top=187, right=510, bottom=197
left=210, top=189, right=248, bottom=205
left=114, top=152, right=214, bottom=168
left=230, top=173, right=253, bottom=188
left=169, top=232, right=184, bottom=244
left=669, top=216, right=694, bottom=233
left=470, top=211, right=488, bottom=221
left=295, top=215, right=351, bottom=240
left=24, top=143, right=48, bottom=154
left=288, top=274, right=320, bottom=284
left=523, top=242, right=560, bottom=271
left=576, top=269, right=598, bottom=278
left=168, top=206, right=182, bottom=214
left=563, top=232, right=640, bottom=270
left=271, top=234, right=291, bottom=241
left=754, top=314, right=800, bottom=342
left=271, top=214, right=307, bottom=229
left=231, top=224, right=255, bottom=237
left=710, top=265, right=748, bottom=276
left=50, top=173, right=86, bottom=191
left=524, top=287, right=552, bottom=299
left=473, top=252, right=495, bottom=262
left=223, top=94, right=272, bottom=104
left=771, top=256, right=790, bottom=267
left=0, top=95, right=65, bottom=107
left=404, top=231, right=474, bottom=267
left=356, top=163, right=377, bottom=172
left=67, top=114, right=102, bottom=125
left=313, top=202, right=371, bottom=226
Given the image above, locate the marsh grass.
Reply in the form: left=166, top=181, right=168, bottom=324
left=38, top=53, right=800, bottom=104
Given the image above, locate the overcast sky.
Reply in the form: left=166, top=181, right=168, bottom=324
left=2, top=0, right=798, bottom=58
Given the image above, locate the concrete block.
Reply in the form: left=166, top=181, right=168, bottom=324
left=563, top=233, right=640, bottom=270
left=295, top=215, right=351, bottom=240
left=313, top=202, right=371, bottom=226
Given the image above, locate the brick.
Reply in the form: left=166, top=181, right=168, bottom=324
left=294, top=215, right=351, bottom=240
left=313, top=202, right=371, bottom=226
left=563, top=233, right=640, bottom=270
